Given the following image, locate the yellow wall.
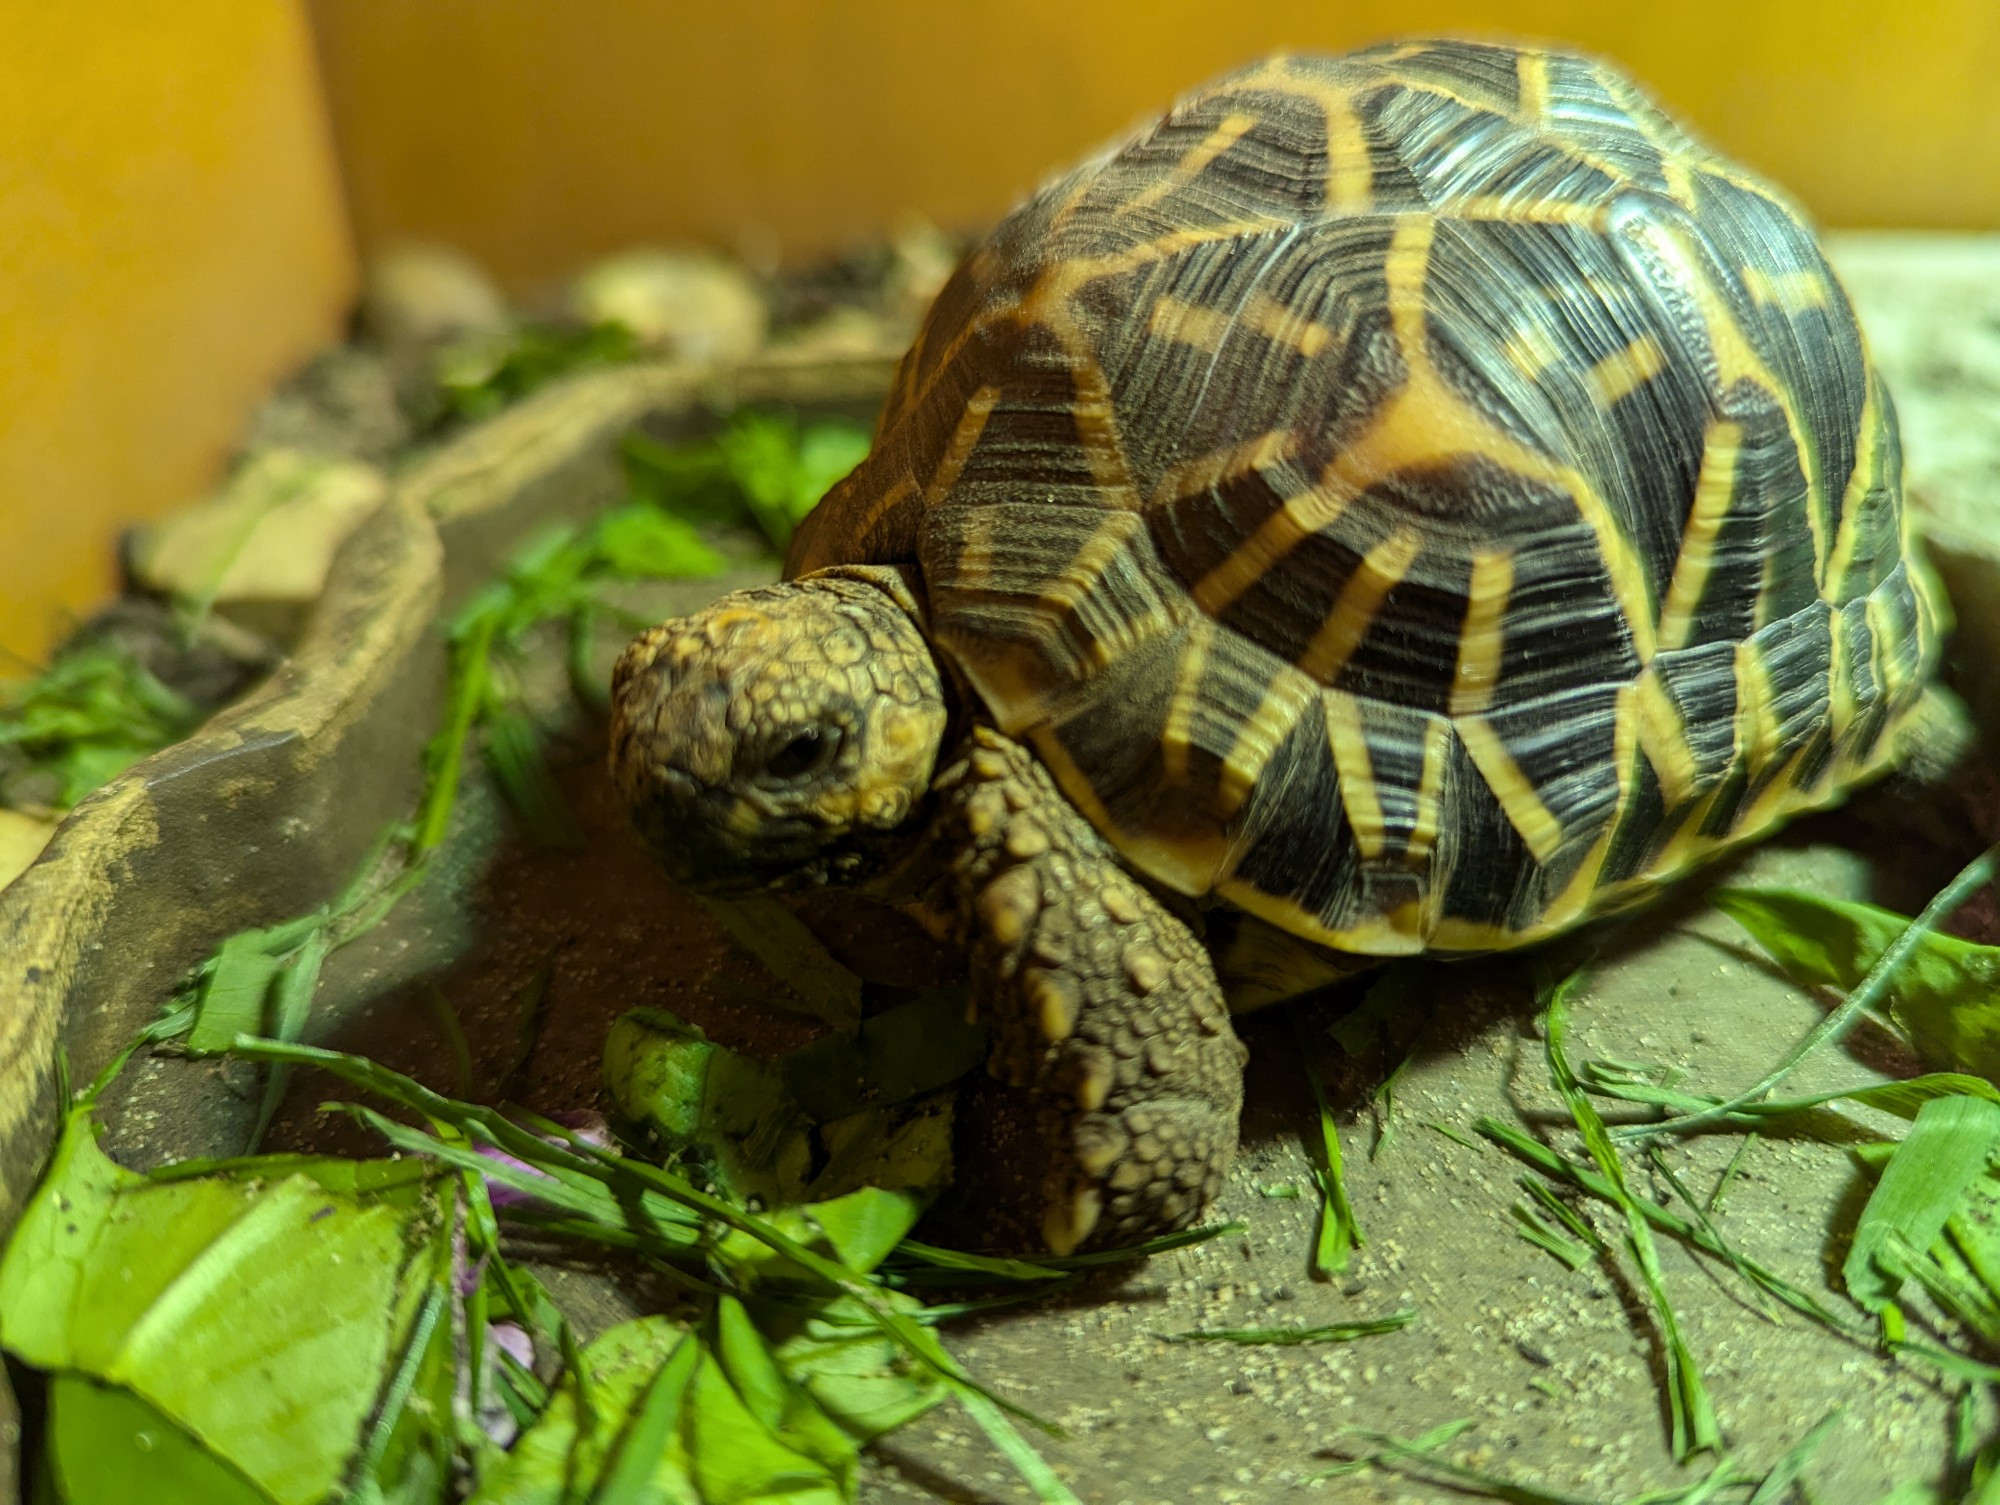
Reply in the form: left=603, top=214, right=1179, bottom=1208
left=0, top=2, right=356, bottom=665
left=5, top=2, right=1995, bottom=662
left=309, top=0, right=2000, bottom=291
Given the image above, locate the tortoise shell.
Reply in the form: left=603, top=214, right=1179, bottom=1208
left=785, top=38, right=1945, bottom=956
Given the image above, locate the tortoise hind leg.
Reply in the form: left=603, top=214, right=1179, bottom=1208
left=936, top=727, right=1247, bottom=1253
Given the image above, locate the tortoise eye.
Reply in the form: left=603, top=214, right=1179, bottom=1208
left=765, top=729, right=832, bottom=781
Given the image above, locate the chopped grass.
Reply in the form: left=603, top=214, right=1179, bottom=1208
left=1317, top=1410, right=1841, bottom=1504
left=1542, top=969, right=1720, bottom=1460
left=1294, top=1015, right=1363, bottom=1278
left=1475, top=1115, right=1859, bottom=1333
left=1512, top=1201, right=1598, bottom=1272
left=1619, top=845, right=2000, bottom=1143
left=1158, top=1309, right=1415, bottom=1345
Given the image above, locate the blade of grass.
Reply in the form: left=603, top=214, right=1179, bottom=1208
left=1543, top=969, right=1719, bottom=1459
left=1618, top=845, right=1998, bottom=1143
left=1844, top=1095, right=2000, bottom=1314
left=248, top=927, right=331, bottom=1151
left=952, top=1387, right=1081, bottom=1505
left=1476, top=1114, right=1863, bottom=1336
left=1511, top=1204, right=1596, bottom=1271
left=1158, top=1309, right=1414, bottom=1345
left=1746, top=1409, right=1842, bottom=1505
left=1294, top=1015, right=1361, bottom=1278
left=234, top=1038, right=1048, bottom=1436
left=588, top=1333, right=700, bottom=1505
left=1647, top=1148, right=1780, bottom=1324
left=892, top=1221, right=1243, bottom=1282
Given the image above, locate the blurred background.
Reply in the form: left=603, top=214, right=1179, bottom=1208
left=4, top=0, right=1999, bottom=666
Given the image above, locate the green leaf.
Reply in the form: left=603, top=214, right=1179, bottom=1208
left=779, top=989, right=984, bottom=1123
left=0, top=1110, right=436, bottom=1505
left=697, top=895, right=865, bottom=1029
left=433, top=321, right=639, bottom=429
left=1844, top=1094, right=2000, bottom=1311
left=764, top=1294, right=945, bottom=1444
left=184, top=918, right=323, bottom=1055
left=717, top=412, right=870, bottom=552
left=471, top=1317, right=699, bottom=1505
left=686, top=1342, right=849, bottom=1505
left=49, top=1376, right=271, bottom=1505
left=1715, top=883, right=2000, bottom=1081
left=593, top=505, right=726, bottom=579
left=0, top=639, right=203, bottom=810
left=717, top=1187, right=927, bottom=1284
left=589, top=1332, right=701, bottom=1505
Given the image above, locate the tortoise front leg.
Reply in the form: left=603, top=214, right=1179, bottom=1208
left=934, top=727, right=1247, bottom=1253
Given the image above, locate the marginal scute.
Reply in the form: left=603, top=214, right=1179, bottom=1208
left=786, top=38, right=1944, bottom=955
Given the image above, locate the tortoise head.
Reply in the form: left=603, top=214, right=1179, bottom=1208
left=608, top=571, right=949, bottom=894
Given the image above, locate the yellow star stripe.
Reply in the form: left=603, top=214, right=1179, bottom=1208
left=1324, top=689, right=1387, bottom=858
left=1657, top=419, right=1742, bottom=651
left=1587, top=335, right=1667, bottom=407
left=1449, top=551, right=1514, bottom=715
left=1193, top=218, right=1657, bottom=662
left=1516, top=51, right=1550, bottom=124
left=1296, top=529, right=1422, bottom=684
left=1457, top=714, right=1564, bottom=863
left=1121, top=111, right=1260, bottom=216
left=1261, top=62, right=1374, bottom=212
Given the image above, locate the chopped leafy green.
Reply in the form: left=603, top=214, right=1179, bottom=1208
left=623, top=409, right=871, bottom=551
left=433, top=321, right=641, bottom=428
left=48, top=1378, right=270, bottom=1505
left=604, top=1004, right=961, bottom=1207
left=0, top=1110, right=443, bottom=1505
left=0, top=639, right=203, bottom=809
